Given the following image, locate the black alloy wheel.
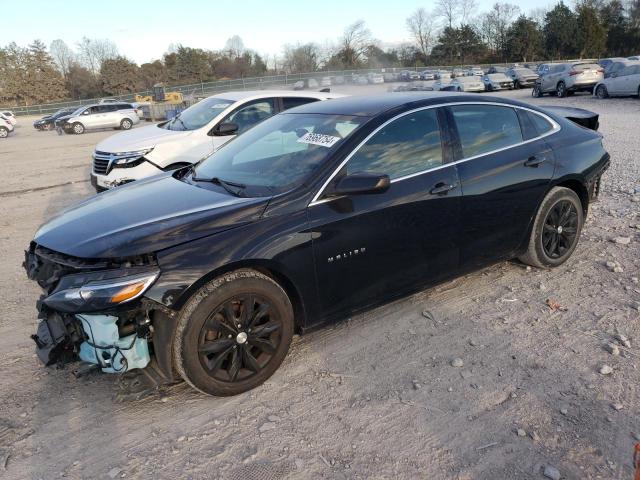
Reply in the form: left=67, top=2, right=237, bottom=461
left=197, top=294, right=281, bottom=383
left=541, top=200, right=578, bottom=259
left=174, top=269, right=294, bottom=396
left=519, top=187, right=584, bottom=268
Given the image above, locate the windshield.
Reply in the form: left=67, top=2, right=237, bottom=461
left=458, top=76, right=477, bottom=83
left=514, top=68, right=535, bottom=75
left=192, top=113, right=367, bottom=196
left=69, top=106, right=86, bottom=116
left=161, top=97, right=234, bottom=131
left=488, top=74, right=508, bottom=80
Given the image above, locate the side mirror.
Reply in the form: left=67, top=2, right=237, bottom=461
left=211, top=122, right=239, bottom=136
left=331, top=172, right=390, bottom=196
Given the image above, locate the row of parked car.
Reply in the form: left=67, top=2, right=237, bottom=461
left=31, top=100, right=143, bottom=135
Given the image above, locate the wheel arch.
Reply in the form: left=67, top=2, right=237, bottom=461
left=171, top=259, right=308, bottom=333
left=550, top=178, right=589, bottom=215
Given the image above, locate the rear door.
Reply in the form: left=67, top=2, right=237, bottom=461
left=309, top=107, right=461, bottom=319
left=447, top=103, right=555, bottom=269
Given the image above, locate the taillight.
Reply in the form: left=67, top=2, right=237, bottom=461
left=569, top=70, right=579, bottom=76
left=597, top=68, right=604, bottom=73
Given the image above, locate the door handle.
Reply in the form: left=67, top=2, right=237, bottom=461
left=524, top=155, right=547, bottom=167
left=429, top=182, right=457, bottom=195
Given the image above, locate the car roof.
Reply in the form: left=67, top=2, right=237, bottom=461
left=208, top=90, right=344, bottom=102
left=284, top=92, right=531, bottom=117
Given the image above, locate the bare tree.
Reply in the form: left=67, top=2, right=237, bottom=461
left=480, top=3, right=520, bottom=57
left=49, top=39, right=74, bottom=79
left=338, top=20, right=372, bottom=66
left=282, top=43, right=320, bottom=73
left=406, top=8, right=438, bottom=58
left=459, top=0, right=478, bottom=24
left=77, top=37, right=118, bottom=75
left=437, top=0, right=459, bottom=29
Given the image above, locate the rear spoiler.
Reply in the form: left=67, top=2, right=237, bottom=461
left=542, top=105, right=599, bottom=131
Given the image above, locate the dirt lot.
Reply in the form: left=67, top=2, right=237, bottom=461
left=0, top=86, right=639, bottom=480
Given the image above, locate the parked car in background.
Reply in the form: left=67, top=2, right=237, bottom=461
left=33, top=108, right=77, bottom=131
left=451, top=68, right=465, bottom=78
left=90, top=90, right=344, bottom=191
left=534, top=62, right=603, bottom=97
left=450, top=76, right=485, bottom=92
left=292, top=80, right=305, bottom=90
left=482, top=73, right=514, bottom=91
left=487, top=66, right=508, bottom=74
left=431, top=79, right=451, bottom=91
left=420, top=70, right=435, bottom=80
left=320, top=77, right=332, bottom=87
left=367, top=72, right=385, bottom=84
left=24, top=93, right=609, bottom=397
left=594, top=63, right=640, bottom=98
left=1, top=110, right=17, bottom=126
left=333, top=75, right=345, bottom=85
left=306, top=78, right=319, bottom=89
left=506, top=67, right=539, bottom=88
left=603, top=59, right=636, bottom=78
left=598, top=57, right=629, bottom=77
left=56, top=103, right=141, bottom=134
left=0, top=115, right=14, bottom=138
left=466, top=66, right=484, bottom=76
left=434, top=70, right=451, bottom=81
left=628, top=55, right=640, bottom=61
left=400, top=70, right=420, bottom=81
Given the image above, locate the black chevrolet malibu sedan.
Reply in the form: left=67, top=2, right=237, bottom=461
left=24, top=93, right=609, bottom=396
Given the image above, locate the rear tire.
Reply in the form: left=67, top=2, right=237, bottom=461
left=532, top=85, right=543, bottom=97
left=120, top=118, right=133, bottom=130
left=72, top=122, right=84, bottom=134
left=174, top=269, right=294, bottom=396
left=557, top=81, right=567, bottom=98
left=514, top=80, right=520, bottom=89
left=519, top=187, right=584, bottom=269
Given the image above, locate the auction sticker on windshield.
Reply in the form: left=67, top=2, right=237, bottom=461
left=297, top=132, right=341, bottom=148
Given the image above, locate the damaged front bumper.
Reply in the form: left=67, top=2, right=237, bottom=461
left=25, top=244, right=160, bottom=374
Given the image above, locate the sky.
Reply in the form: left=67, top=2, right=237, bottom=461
left=4, top=0, right=555, bottom=64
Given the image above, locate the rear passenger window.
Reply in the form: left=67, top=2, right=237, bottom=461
left=282, top=97, right=319, bottom=110
left=346, top=108, right=442, bottom=180
left=527, top=112, right=554, bottom=136
left=450, top=105, right=523, bottom=158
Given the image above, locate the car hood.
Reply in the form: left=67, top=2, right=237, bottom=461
left=34, top=174, right=269, bottom=258
left=96, top=124, right=194, bottom=152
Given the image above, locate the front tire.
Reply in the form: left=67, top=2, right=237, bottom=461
left=0, top=127, right=8, bottom=138
left=519, top=187, right=584, bottom=268
left=514, top=80, right=520, bottom=89
left=532, top=85, right=543, bottom=97
left=72, top=122, right=84, bottom=134
left=120, top=118, right=133, bottom=130
left=596, top=85, right=608, bottom=99
left=174, top=269, right=294, bottom=396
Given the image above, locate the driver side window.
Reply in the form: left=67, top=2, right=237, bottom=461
left=346, top=108, right=443, bottom=180
left=222, top=98, right=276, bottom=134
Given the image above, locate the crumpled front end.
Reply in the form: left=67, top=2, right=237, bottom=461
left=24, top=243, right=160, bottom=374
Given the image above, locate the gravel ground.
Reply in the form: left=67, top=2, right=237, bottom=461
left=0, top=85, right=639, bottom=480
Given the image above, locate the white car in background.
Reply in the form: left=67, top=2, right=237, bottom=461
left=594, top=63, right=640, bottom=98
left=450, top=76, right=485, bottom=92
left=0, top=114, right=15, bottom=138
left=91, top=90, right=344, bottom=191
left=1, top=110, right=17, bottom=126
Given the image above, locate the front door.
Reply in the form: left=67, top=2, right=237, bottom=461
left=308, top=107, right=461, bottom=320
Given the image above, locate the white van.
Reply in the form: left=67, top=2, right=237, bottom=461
left=91, top=90, right=343, bottom=191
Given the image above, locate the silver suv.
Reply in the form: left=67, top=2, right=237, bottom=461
left=56, top=103, right=141, bottom=134
left=533, top=62, right=604, bottom=97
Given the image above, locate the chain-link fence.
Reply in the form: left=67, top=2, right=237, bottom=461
left=2, top=62, right=535, bottom=117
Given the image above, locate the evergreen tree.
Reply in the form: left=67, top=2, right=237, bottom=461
left=543, top=2, right=579, bottom=59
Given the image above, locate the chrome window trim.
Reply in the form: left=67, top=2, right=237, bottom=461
left=308, top=101, right=561, bottom=207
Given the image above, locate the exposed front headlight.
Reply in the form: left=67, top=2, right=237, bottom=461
left=43, top=271, right=159, bottom=313
left=112, top=148, right=154, bottom=166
